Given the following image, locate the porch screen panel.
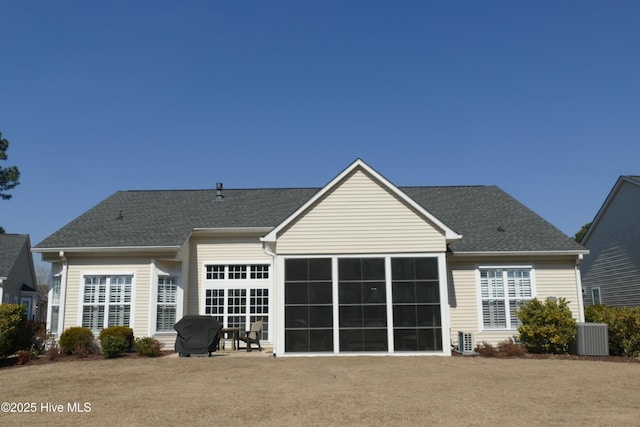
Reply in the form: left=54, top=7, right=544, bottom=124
left=392, top=258, right=442, bottom=351
left=284, top=258, right=333, bottom=352
left=338, top=258, right=387, bottom=352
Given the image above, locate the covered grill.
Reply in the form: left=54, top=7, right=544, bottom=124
left=174, top=315, right=223, bottom=357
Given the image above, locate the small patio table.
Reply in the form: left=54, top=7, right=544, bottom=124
left=219, top=327, right=241, bottom=351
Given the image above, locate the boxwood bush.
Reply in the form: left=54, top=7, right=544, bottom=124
left=99, top=326, right=134, bottom=351
left=101, top=335, right=129, bottom=358
left=134, top=337, right=162, bottom=357
left=585, top=305, right=640, bottom=357
left=59, top=327, right=97, bottom=356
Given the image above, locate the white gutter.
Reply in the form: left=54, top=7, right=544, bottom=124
left=450, top=250, right=589, bottom=257
left=32, top=245, right=181, bottom=254
left=192, top=227, right=273, bottom=235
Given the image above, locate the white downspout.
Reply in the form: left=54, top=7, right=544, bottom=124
left=261, top=240, right=278, bottom=356
left=575, top=254, right=585, bottom=323
left=57, top=251, right=69, bottom=335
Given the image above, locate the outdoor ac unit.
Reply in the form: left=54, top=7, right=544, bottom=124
left=573, top=323, right=609, bottom=356
left=458, top=331, right=474, bottom=354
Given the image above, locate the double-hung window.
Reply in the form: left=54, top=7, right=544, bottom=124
left=156, top=276, right=177, bottom=332
left=82, top=275, right=133, bottom=332
left=50, top=276, right=62, bottom=334
left=480, top=268, right=532, bottom=329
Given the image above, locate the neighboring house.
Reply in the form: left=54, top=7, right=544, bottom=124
left=580, top=176, right=640, bottom=307
left=0, top=234, right=40, bottom=320
left=33, top=159, right=587, bottom=356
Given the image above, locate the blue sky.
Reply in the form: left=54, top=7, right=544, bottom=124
left=1, top=1, right=639, bottom=251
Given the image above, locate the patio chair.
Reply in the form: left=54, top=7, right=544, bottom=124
left=238, top=321, right=263, bottom=352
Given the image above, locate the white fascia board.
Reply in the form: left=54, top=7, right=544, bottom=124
left=191, top=227, right=273, bottom=236
left=32, top=245, right=181, bottom=254
left=450, top=250, right=590, bottom=257
left=262, top=158, right=462, bottom=243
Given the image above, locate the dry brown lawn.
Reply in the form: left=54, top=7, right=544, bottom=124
left=1, top=353, right=639, bottom=426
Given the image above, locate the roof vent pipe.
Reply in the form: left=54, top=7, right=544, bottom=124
left=216, top=182, right=224, bottom=200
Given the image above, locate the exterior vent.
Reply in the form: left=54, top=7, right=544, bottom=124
left=458, top=331, right=474, bottom=354
left=216, top=182, right=224, bottom=200
left=572, top=322, right=609, bottom=356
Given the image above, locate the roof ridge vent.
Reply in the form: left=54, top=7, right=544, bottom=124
left=216, top=183, right=224, bottom=200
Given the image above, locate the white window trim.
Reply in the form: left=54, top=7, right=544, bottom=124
left=591, top=287, right=601, bottom=305
left=48, top=273, right=63, bottom=334
left=203, top=261, right=272, bottom=282
left=476, top=265, right=536, bottom=331
left=202, top=260, right=273, bottom=343
left=78, top=271, right=136, bottom=333
left=149, top=260, right=184, bottom=335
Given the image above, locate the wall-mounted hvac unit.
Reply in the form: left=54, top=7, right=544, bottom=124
left=458, top=331, right=474, bottom=354
left=573, top=323, right=609, bottom=356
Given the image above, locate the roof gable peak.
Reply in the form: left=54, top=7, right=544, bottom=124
left=262, top=159, right=462, bottom=243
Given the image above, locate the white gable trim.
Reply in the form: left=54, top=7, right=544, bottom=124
left=262, top=159, right=462, bottom=243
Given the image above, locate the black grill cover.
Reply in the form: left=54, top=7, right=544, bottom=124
left=174, top=315, right=223, bottom=355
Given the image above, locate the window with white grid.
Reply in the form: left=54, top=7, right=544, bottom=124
left=82, top=275, right=133, bottom=332
left=480, top=268, right=532, bottom=329
left=205, top=264, right=270, bottom=281
left=250, top=265, right=269, bottom=279
left=250, top=289, right=269, bottom=340
left=50, top=276, right=62, bottom=334
left=156, top=276, right=177, bottom=332
left=206, top=265, right=225, bottom=280
left=228, top=265, right=247, bottom=280
left=204, top=289, right=225, bottom=323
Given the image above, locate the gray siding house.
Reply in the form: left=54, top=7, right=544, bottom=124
left=34, top=159, right=587, bottom=355
left=0, top=234, right=39, bottom=320
left=580, top=176, right=640, bottom=307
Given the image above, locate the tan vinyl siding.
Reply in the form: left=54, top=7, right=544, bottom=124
left=277, top=169, right=446, bottom=254
left=189, top=236, right=270, bottom=315
left=448, top=255, right=581, bottom=347
left=581, top=180, right=640, bottom=307
left=62, top=257, right=153, bottom=339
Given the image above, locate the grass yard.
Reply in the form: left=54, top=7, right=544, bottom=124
left=1, top=353, right=638, bottom=426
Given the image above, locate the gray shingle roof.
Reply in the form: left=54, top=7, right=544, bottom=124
left=35, top=185, right=584, bottom=253
left=0, top=234, right=29, bottom=277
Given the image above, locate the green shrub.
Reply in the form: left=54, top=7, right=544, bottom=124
left=99, top=326, right=134, bottom=351
left=101, top=335, right=129, bottom=358
left=17, top=320, right=46, bottom=354
left=59, top=327, right=96, bottom=356
left=0, top=304, right=26, bottom=358
left=585, top=305, right=640, bottom=357
left=134, top=337, right=162, bottom=357
left=517, top=297, right=577, bottom=354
